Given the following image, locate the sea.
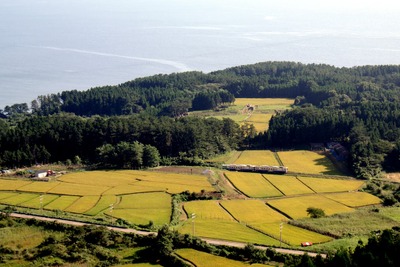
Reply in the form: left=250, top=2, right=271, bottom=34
left=1, top=0, right=400, bottom=108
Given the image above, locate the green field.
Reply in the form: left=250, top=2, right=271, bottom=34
left=43, top=195, right=80, bottom=211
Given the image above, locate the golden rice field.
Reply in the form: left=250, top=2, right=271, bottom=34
left=64, top=195, right=100, bottom=214
left=0, top=192, right=38, bottom=206
left=178, top=220, right=281, bottom=246
left=224, top=172, right=283, bottom=198
left=298, top=177, right=365, bottom=193
left=108, top=192, right=172, bottom=225
left=251, top=222, right=333, bottom=245
left=233, top=98, right=294, bottom=109
left=233, top=150, right=279, bottom=166
left=58, top=170, right=214, bottom=194
left=176, top=248, right=275, bottom=267
left=267, top=195, right=354, bottom=219
left=277, top=150, right=340, bottom=175
left=180, top=200, right=281, bottom=245
left=219, top=199, right=288, bottom=224
left=182, top=200, right=234, bottom=221
left=323, top=192, right=382, bottom=207
left=47, top=182, right=110, bottom=196
left=0, top=179, right=32, bottom=190
left=84, top=195, right=118, bottom=216
left=43, top=195, right=80, bottom=211
left=17, top=181, right=61, bottom=193
left=19, top=194, right=60, bottom=209
left=263, top=175, right=315, bottom=196
left=0, top=192, right=19, bottom=200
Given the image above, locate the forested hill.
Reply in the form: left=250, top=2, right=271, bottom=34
left=1, top=62, right=400, bottom=178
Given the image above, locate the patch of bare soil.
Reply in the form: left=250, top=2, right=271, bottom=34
left=385, top=173, right=400, bottom=183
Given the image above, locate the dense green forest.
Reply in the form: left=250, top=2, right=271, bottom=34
left=2, top=62, right=400, bottom=178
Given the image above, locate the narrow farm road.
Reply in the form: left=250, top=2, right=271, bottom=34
left=8, top=212, right=326, bottom=258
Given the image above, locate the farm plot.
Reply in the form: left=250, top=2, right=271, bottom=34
left=323, top=192, right=381, bottom=207
left=233, top=150, right=279, bottom=166
left=64, top=195, right=100, bottom=213
left=179, top=220, right=281, bottom=246
left=19, top=194, right=60, bottom=209
left=219, top=200, right=332, bottom=245
left=102, top=184, right=164, bottom=195
left=298, top=177, right=365, bottom=193
left=277, top=150, right=340, bottom=175
left=267, top=195, right=354, bottom=219
left=234, top=98, right=294, bottom=110
left=0, top=192, right=19, bottom=200
left=224, top=172, right=283, bottom=198
left=176, top=248, right=274, bottom=267
left=58, top=170, right=214, bottom=195
left=0, top=179, right=32, bottom=190
left=108, top=192, right=171, bottom=225
left=219, top=199, right=288, bottom=224
left=180, top=200, right=280, bottom=246
left=17, top=181, right=61, bottom=193
left=43, top=195, right=80, bottom=211
left=84, top=195, right=118, bottom=216
left=58, top=171, right=141, bottom=187
left=0, top=193, right=38, bottom=206
left=252, top=222, right=333, bottom=246
left=182, top=200, right=234, bottom=221
left=47, top=183, right=111, bottom=196
left=263, top=175, right=314, bottom=196
left=245, top=114, right=273, bottom=132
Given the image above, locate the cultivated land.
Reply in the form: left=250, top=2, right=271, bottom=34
left=176, top=248, right=275, bottom=267
left=192, top=97, right=294, bottom=132
left=0, top=148, right=388, bottom=253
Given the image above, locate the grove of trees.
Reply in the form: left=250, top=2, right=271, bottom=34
left=2, top=61, right=400, bottom=178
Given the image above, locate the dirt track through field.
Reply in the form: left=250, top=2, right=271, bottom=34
left=7, top=212, right=326, bottom=258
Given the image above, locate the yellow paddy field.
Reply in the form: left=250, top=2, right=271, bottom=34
left=277, top=150, right=340, bottom=175
left=233, top=150, right=279, bottom=166
left=176, top=248, right=275, bottom=267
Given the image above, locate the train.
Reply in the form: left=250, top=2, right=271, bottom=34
left=222, top=164, right=288, bottom=174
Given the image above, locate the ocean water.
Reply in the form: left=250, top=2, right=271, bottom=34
left=1, top=0, right=400, bottom=108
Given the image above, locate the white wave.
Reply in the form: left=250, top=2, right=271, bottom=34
left=142, top=26, right=223, bottom=31
left=34, top=46, right=191, bottom=72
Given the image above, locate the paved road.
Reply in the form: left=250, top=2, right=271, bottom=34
left=8, top=213, right=326, bottom=258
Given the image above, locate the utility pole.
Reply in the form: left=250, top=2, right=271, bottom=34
left=39, top=194, right=43, bottom=214
left=109, top=204, right=114, bottom=225
left=280, top=222, right=283, bottom=247
left=191, top=213, right=196, bottom=236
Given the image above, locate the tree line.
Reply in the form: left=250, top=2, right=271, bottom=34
left=2, top=62, right=400, bottom=177
left=0, top=113, right=242, bottom=168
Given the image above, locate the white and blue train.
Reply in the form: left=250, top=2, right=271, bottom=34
left=222, top=164, right=288, bottom=174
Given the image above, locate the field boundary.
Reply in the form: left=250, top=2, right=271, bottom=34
left=273, top=152, right=284, bottom=166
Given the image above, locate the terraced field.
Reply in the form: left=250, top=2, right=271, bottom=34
left=233, top=150, right=279, bottom=166
left=267, top=195, right=355, bottom=219
left=224, top=172, right=283, bottom=198
left=278, top=150, right=341, bottom=175
left=176, top=248, right=275, bottom=267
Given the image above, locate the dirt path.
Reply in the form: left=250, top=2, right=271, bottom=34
left=8, top=212, right=326, bottom=258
